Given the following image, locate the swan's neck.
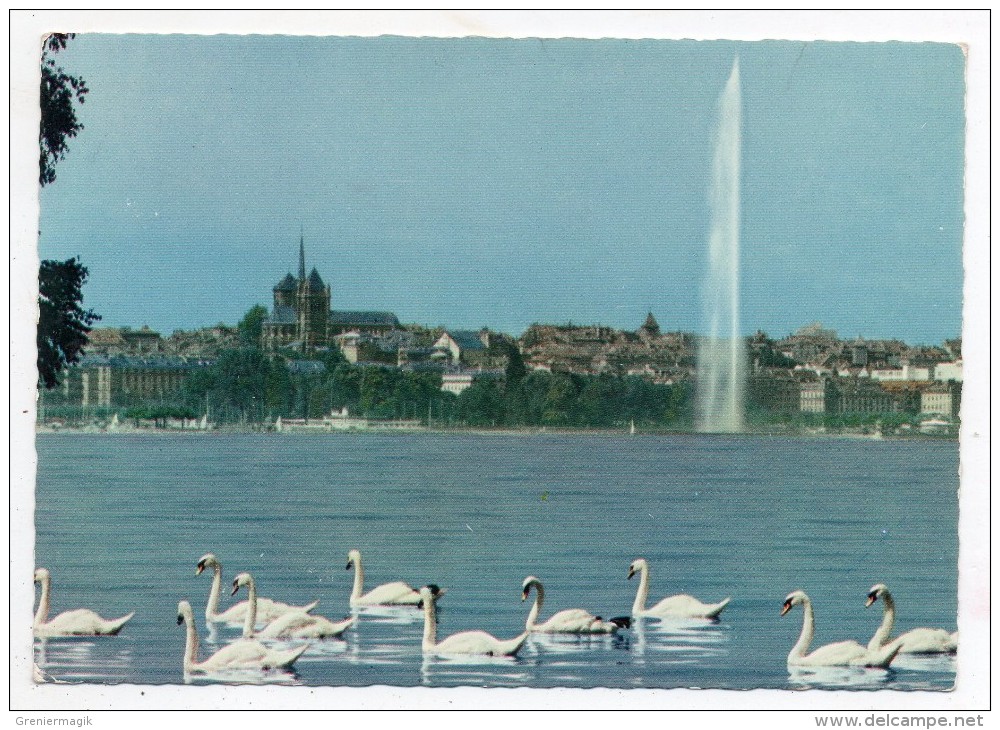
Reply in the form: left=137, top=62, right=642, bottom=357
left=790, top=598, right=815, bottom=661
left=242, top=579, right=257, bottom=639
left=206, top=564, right=222, bottom=620
left=350, top=559, right=364, bottom=602
left=632, top=564, right=650, bottom=615
left=869, top=592, right=896, bottom=651
left=34, top=575, right=51, bottom=627
left=183, top=615, right=200, bottom=671
left=526, top=584, right=544, bottom=630
left=422, top=596, right=437, bottom=651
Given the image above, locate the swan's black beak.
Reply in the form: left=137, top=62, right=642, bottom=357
left=609, top=616, right=632, bottom=630
left=780, top=599, right=793, bottom=616
left=345, top=561, right=352, bottom=571
left=177, top=613, right=184, bottom=626
left=521, top=590, right=528, bottom=602
left=627, top=567, right=636, bottom=580
left=865, top=592, right=878, bottom=608
left=195, top=561, right=205, bottom=576
left=231, top=580, right=240, bottom=596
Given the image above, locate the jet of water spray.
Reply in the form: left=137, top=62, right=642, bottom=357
left=696, top=59, right=746, bottom=433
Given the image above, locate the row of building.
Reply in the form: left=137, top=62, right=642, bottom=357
left=39, top=238, right=962, bottom=427
left=41, top=350, right=962, bottom=425
left=750, top=373, right=962, bottom=421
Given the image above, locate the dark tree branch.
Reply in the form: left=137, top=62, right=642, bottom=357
left=37, top=257, right=101, bottom=389
left=39, top=32, right=88, bottom=187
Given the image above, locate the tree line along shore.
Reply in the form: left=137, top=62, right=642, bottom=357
left=37, top=314, right=960, bottom=440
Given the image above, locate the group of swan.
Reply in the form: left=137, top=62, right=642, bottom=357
left=421, top=558, right=727, bottom=657
left=34, top=553, right=956, bottom=675
left=196, top=553, right=318, bottom=626
left=781, top=584, right=957, bottom=668
left=177, top=550, right=433, bottom=675
left=32, top=552, right=727, bottom=661
left=421, top=573, right=630, bottom=657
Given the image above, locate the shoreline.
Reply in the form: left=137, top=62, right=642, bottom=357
left=33, top=424, right=957, bottom=441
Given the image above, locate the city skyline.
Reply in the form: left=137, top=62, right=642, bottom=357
left=36, top=32, right=966, bottom=346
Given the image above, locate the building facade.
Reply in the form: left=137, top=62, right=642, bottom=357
left=39, top=355, right=209, bottom=411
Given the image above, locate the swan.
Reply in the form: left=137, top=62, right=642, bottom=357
left=232, top=572, right=354, bottom=640
left=781, top=590, right=901, bottom=667
left=33, top=568, right=134, bottom=638
left=196, top=553, right=318, bottom=625
left=627, top=558, right=730, bottom=619
left=865, top=584, right=958, bottom=654
left=521, top=576, right=630, bottom=634
left=346, top=549, right=445, bottom=607
left=420, top=585, right=527, bottom=657
left=176, top=600, right=307, bottom=674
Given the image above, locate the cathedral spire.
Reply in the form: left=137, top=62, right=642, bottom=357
left=298, top=227, right=306, bottom=282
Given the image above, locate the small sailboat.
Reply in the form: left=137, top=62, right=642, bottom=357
left=629, top=420, right=636, bottom=435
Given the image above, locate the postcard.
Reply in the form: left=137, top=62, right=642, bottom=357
left=11, top=9, right=989, bottom=717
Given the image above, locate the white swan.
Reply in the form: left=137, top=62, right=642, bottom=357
left=420, top=585, right=527, bottom=657
left=865, top=583, right=958, bottom=654
left=232, top=572, right=354, bottom=640
left=33, top=568, right=134, bottom=638
left=781, top=590, right=901, bottom=667
left=627, top=558, right=730, bottom=619
left=196, top=553, right=318, bottom=625
left=521, top=576, right=630, bottom=634
left=176, top=600, right=307, bottom=674
left=346, top=549, right=445, bottom=607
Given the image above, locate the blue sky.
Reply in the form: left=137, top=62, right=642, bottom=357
left=37, top=34, right=966, bottom=345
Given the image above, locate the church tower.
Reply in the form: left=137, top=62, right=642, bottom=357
left=298, top=230, right=306, bottom=281
left=295, top=233, right=331, bottom=351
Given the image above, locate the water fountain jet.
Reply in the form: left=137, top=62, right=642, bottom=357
left=696, top=59, right=746, bottom=434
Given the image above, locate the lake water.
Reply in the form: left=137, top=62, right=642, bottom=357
left=31, top=432, right=958, bottom=690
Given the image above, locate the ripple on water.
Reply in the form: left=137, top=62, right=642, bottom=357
left=32, top=433, right=958, bottom=691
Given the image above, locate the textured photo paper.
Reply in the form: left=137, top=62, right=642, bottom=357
left=12, top=10, right=988, bottom=713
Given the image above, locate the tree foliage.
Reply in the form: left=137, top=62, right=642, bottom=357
left=40, top=33, right=88, bottom=187
left=36, top=257, right=101, bottom=389
left=503, top=341, right=527, bottom=384
left=212, top=348, right=273, bottom=421
left=37, top=34, right=99, bottom=390
left=456, top=370, right=692, bottom=430
left=237, top=304, right=269, bottom=346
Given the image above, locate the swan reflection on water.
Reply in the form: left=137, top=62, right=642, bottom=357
left=268, top=636, right=352, bottom=661
left=34, top=637, right=133, bottom=681
left=632, top=616, right=730, bottom=662
left=886, top=652, right=957, bottom=673
left=183, top=667, right=302, bottom=686
left=420, top=654, right=528, bottom=688
left=350, top=605, right=424, bottom=625
left=788, top=665, right=894, bottom=690
left=524, top=630, right=626, bottom=656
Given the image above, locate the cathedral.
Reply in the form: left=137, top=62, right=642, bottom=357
left=261, top=236, right=399, bottom=352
